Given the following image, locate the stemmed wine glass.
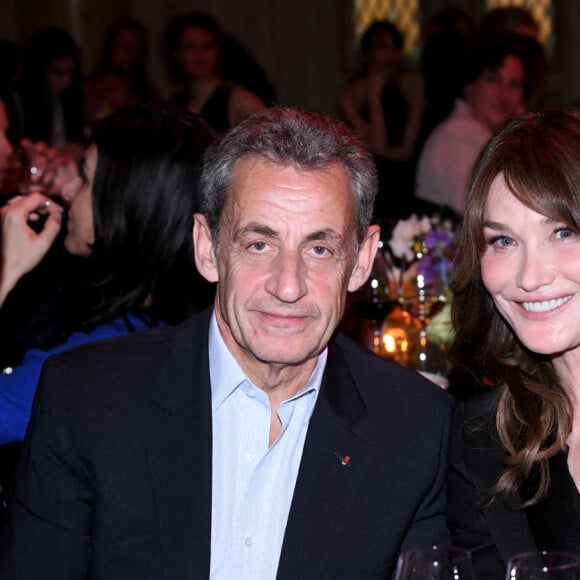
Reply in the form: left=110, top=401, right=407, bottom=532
left=8, top=141, right=77, bottom=211
left=506, top=551, right=580, bottom=579
left=394, top=546, right=476, bottom=580
left=7, top=144, right=55, bottom=195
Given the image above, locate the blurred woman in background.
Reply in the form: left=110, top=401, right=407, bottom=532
left=336, top=20, right=424, bottom=220
left=415, top=35, right=529, bottom=217
left=163, top=10, right=266, bottom=136
left=0, top=98, right=14, bottom=194
left=83, top=18, right=159, bottom=130
left=15, top=27, right=84, bottom=159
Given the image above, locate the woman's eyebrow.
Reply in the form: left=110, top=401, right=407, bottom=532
left=483, top=220, right=510, bottom=231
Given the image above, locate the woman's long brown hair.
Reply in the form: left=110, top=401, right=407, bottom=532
left=450, top=107, right=580, bottom=506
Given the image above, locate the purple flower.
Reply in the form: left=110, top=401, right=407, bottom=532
left=416, top=255, right=436, bottom=286
left=425, top=229, right=453, bottom=253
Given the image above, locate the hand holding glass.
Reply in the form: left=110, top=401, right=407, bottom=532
left=10, top=140, right=77, bottom=206
left=13, top=143, right=58, bottom=194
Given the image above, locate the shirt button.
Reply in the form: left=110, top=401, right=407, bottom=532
left=247, top=452, right=257, bottom=462
left=244, top=536, right=253, bottom=547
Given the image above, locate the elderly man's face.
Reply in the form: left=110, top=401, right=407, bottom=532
left=194, top=157, right=378, bottom=378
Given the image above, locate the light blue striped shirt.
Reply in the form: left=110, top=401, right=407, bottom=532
left=208, top=312, right=325, bottom=579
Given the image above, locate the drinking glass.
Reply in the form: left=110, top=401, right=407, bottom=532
left=506, top=551, right=580, bottom=579
left=12, top=145, right=57, bottom=194
left=394, top=545, right=476, bottom=580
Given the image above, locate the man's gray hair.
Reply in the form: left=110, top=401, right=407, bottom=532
left=199, top=106, right=377, bottom=244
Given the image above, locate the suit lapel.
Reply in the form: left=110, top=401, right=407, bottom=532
left=277, top=341, right=371, bottom=579
left=143, top=310, right=213, bottom=580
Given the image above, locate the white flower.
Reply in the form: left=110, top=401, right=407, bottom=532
left=419, top=215, right=432, bottom=234
left=389, top=214, right=425, bottom=260
left=389, top=239, right=415, bottom=261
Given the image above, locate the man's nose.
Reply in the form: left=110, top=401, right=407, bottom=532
left=265, top=251, right=308, bottom=303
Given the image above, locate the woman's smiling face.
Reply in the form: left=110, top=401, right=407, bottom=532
left=481, top=173, right=580, bottom=359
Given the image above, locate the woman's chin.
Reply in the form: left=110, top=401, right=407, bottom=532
left=64, top=234, right=91, bottom=257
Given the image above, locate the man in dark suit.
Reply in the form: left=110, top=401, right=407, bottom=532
left=0, top=106, right=452, bottom=579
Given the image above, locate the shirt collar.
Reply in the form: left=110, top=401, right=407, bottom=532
left=208, top=310, right=327, bottom=414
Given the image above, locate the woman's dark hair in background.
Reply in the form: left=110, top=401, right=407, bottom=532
left=360, top=20, right=404, bottom=55
left=419, top=9, right=476, bottom=139
left=478, top=7, right=545, bottom=110
left=84, top=104, right=215, bottom=328
left=479, top=6, right=539, bottom=40
left=461, top=34, right=536, bottom=104
left=0, top=40, right=22, bottom=144
left=220, top=34, right=276, bottom=106
left=450, top=107, right=580, bottom=506
left=17, top=27, right=84, bottom=145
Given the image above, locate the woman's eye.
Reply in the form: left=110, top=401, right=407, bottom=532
left=555, top=228, right=576, bottom=240
left=486, top=235, right=514, bottom=248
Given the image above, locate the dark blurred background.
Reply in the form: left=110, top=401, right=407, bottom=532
left=1, top=0, right=578, bottom=115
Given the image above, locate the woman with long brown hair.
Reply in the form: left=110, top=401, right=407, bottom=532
left=448, top=107, right=580, bottom=577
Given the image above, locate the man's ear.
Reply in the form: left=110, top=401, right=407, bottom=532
left=193, top=213, right=219, bottom=283
left=347, top=224, right=381, bottom=293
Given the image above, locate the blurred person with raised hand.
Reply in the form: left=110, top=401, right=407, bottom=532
left=15, top=27, right=85, bottom=160
left=0, top=98, right=14, bottom=195
left=0, top=104, right=214, bottom=447
left=0, top=41, right=22, bottom=147
left=337, top=20, right=424, bottom=220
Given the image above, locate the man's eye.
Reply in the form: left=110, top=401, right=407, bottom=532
left=312, top=245, right=330, bottom=256
left=249, top=241, right=268, bottom=252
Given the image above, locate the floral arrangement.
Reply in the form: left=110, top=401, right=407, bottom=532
left=386, top=213, right=457, bottom=294
left=362, top=213, right=458, bottom=374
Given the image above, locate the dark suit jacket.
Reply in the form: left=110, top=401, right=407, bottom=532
left=447, top=389, right=538, bottom=579
left=0, top=308, right=452, bottom=579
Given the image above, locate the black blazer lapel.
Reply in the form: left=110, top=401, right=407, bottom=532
left=143, top=310, right=213, bottom=580
left=462, top=406, right=537, bottom=565
left=525, top=451, right=580, bottom=553
left=277, top=341, right=371, bottom=579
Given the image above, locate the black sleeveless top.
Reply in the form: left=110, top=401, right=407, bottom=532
left=170, top=83, right=232, bottom=137
left=524, top=450, right=580, bottom=555
left=362, top=81, right=414, bottom=219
